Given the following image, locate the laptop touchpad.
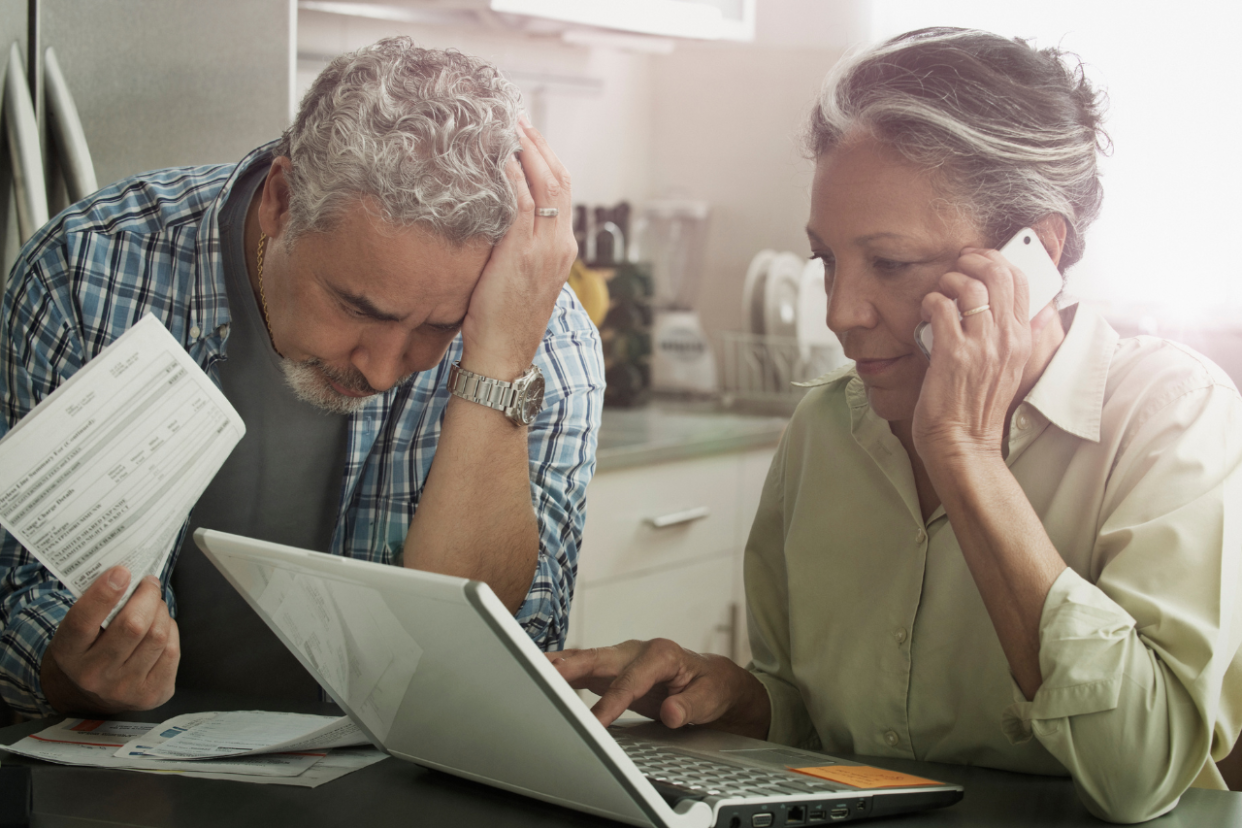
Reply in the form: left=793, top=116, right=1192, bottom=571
left=722, top=748, right=834, bottom=767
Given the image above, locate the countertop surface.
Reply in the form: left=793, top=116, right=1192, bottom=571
left=4, top=692, right=1240, bottom=828
left=596, top=401, right=788, bottom=472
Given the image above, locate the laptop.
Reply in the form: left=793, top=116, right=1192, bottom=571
left=194, top=528, right=963, bottom=827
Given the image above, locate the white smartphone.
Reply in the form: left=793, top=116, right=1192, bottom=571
left=914, top=227, right=1063, bottom=359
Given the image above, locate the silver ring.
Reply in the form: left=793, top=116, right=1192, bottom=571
left=535, top=207, right=559, bottom=218
left=960, top=303, right=991, bottom=318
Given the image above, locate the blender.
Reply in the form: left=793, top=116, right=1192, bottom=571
left=629, top=200, right=717, bottom=395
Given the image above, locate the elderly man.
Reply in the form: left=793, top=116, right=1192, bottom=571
left=0, top=38, right=603, bottom=718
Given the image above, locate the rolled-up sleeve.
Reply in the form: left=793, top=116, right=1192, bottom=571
left=513, top=292, right=605, bottom=651
left=1003, top=381, right=1242, bottom=823
left=0, top=248, right=83, bottom=716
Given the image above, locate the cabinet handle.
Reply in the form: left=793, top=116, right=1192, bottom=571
left=645, top=506, right=711, bottom=529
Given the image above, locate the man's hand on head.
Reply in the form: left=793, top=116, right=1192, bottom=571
left=458, top=117, right=578, bottom=382
left=41, top=566, right=179, bottom=715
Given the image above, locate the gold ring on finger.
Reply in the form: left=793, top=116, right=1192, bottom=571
left=535, top=207, right=559, bottom=218
left=961, top=303, right=991, bottom=318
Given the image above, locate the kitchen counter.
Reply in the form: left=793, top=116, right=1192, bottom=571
left=7, top=694, right=1239, bottom=828
left=595, top=402, right=787, bottom=473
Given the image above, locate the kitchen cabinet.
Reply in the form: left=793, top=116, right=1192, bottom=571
left=567, top=406, right=785, bottom=671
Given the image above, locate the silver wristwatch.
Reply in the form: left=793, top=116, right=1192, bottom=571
left=447, top=361, right=545, bottom=426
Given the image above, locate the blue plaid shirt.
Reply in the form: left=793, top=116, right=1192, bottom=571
left=0, top=144, right=604, bottom=717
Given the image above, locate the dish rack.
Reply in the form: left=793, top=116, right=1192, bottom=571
left=717, top=332, right=850, bottom=412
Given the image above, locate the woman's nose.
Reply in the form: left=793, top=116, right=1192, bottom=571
left=825, top=265, right=876, bottom=334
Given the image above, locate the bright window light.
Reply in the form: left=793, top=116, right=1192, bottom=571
left=869, top=1, right=1242, bottom=318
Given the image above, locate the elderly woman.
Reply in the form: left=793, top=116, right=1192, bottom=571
left=552, top=27, right=1242, bottom=823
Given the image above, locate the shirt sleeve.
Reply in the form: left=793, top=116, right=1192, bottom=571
left=1002, top=379, right=1242, bottom=824
left=744, top=427, right=822, bottom=751
left=0, top=246, right=87, bottom=717
left=513, top=290, right=605, bottom=651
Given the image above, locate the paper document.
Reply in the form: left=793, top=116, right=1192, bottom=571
left=6, top=718, right=321, bottom=777
left=117, top=710, right=369, bottom=760
left=0, top=314, right=244, bottom=617
left=3, top=718, right=387, bottom=788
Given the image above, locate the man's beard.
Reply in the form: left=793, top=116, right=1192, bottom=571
left=280, top=357, right=383, bottom=415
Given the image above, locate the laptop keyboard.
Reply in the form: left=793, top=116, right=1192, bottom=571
left=611, top=729, right=842, bottom=800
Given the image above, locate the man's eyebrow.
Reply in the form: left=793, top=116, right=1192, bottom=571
left=330, top=286, right=463, bottom=330
left=424, top=317, right=465, bottom=332
left=333, top=287, right=405, bottom=323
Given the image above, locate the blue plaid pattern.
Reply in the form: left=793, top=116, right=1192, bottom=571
left=0, top=145, right=604, bottom=717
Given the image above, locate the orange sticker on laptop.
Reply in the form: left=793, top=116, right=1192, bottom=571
left=792, top=765, right=941, bottom=789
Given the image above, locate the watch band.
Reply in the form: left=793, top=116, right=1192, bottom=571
left=447, top=362, right=521, bottom=412
left=447, top=361, right=543, bottom=426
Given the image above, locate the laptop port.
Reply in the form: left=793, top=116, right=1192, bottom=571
left=752, top=814, right=774, bottom=828
left=787, top=805, right=806, bottom=826
left=807, top=806, right=826, bottom=823
left=830, top=804, right=850, bottom=821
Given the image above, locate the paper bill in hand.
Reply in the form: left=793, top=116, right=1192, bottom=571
left=0, top=314, right=244, bottom=622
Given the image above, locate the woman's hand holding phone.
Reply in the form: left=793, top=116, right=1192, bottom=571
left=910, top=228, right=1063, bottom=465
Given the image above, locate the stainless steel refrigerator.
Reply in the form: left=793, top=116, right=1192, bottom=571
left=1, top=0, right=295, bottom=286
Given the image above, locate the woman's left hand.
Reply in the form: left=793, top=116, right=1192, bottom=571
left=912, top=247, right=1055, bottom=465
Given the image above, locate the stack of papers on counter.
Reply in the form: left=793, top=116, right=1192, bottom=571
left=2, top=711, right=388, bottom=787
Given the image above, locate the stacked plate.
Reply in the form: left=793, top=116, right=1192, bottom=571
left=736, top=250, right=846, bottom=394
left=742, top=250, right=841, bottom=359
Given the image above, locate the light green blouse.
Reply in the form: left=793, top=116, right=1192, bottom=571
left=746, top=304, right=1242, bottom=823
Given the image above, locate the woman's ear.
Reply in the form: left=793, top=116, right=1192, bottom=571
left=1031, top=214, right=1069, bottom=268
left=258, top=157, right=294, bottom=240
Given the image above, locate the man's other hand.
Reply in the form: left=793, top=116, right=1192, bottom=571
left=459, top=117, right=578, bottom=382
left=547, top=639, right=771, bottom=741
left=41, top=566, right=179, bottom=715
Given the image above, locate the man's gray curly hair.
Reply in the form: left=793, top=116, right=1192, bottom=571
left=274, top=37, right=522, bottom=246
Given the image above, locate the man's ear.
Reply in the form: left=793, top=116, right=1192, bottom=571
left=1031, top=214, right=1069, bottom=268
left=258, top=157, right=294, bottom=240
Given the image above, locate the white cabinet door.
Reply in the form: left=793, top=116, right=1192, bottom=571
left=566, top=444, right=776, bottom=666
left=577, top=555, right=738, bottom=658
left=578, top=454, right=741, bottom=584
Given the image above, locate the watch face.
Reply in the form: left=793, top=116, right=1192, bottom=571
left=522, top=374, right=545, bottom=424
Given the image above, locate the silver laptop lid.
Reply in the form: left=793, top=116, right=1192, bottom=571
left=194, top=528, right=712, bottom=828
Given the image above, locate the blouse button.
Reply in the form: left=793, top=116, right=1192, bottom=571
left=1016, top=412, right=1031, bottom=430
left=189, top=325, right=201, bottom=339
left=884, top=731, right=900, bottom=747
left=894, top=628, right=908, bottom=645
left=914, top=528, right=927, bottom=544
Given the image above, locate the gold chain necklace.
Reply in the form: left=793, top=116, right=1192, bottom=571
left=256, top=231, right=272, bottom=338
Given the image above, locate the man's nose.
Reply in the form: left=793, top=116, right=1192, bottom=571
left=352, top=327, right=416, bottom=392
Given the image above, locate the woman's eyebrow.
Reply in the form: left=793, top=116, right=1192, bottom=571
left=806, top=228, right=917, bottom=248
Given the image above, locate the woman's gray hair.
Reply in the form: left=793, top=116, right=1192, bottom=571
left=275, top=37, right=522, bottom=246
left=807, top=27, right=1109, bottom=271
